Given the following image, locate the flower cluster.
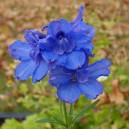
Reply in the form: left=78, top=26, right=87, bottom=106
left=9, top=6, right=111, bottom=103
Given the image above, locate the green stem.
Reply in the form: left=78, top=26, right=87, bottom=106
left=62, top=101, right=68, bottom=128
left=69, top=103, right=73, bottom=116
left=60, top=101, right=63, bottom=116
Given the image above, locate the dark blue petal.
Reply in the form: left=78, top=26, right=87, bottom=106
left=32, top=60, right=48, bottom=83
left=39, top=35, right=54, bottom=50
left=57, top=83, right=81, bottom=103
left=52, top=37, right=75, bottom=55
left=49, top=67, right=72, bottom=87
left=47, top=19, right=72, bottom=37
left=15, top=60, right=36, bottom=80
left=41, top=25, right=48, bottom=31
left=70, top=5, right=84, bottom=28
left=79, top=80, right=103, bottom=99
left=24, top=29, right=45, bottom=47
left=65, top=51, right=85, bottom=69
left=76, top=69, right=88, bottom=83
left=9, top=40, right=31, bottom=61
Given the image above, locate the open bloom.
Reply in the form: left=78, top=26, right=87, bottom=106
left=40, top=6, right=95, bottom=70
left=49, top=59, right=111, bottom=103
left=9, top=29, right=48, bottom=83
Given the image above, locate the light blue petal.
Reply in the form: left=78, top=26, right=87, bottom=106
left=15, top=60, right=35, bottom=80
left=79, top=80, right=103, bottom=99
left=57, top=83, right=81, bottom=103
left=65, top=51, right=85, bottom=69
left=9, top=40, right=31, bottom=61
left=32, top=60, right=48, bottom=83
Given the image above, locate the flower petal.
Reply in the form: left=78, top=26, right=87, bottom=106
left=47, top=19, right=72, bottom=37
left=87, top=59, right=111, bottom=71
left=73, top=22, right=95, bottom=38
left=68, top=32, right=93, bottom=50
left=15, top=60, right=35, bottom=80
left=86, top=59, right=111, bottom=79
left=42, top=51, right=58, bottom=63
left=49, top=67, right=72, bottom=87
left=32, top=60, right=48, bottom=83
left=9, top=40, right=31, bottom=61
left=70, top=5, right=84, bottom=28
left=57, top=83, right=81, bottom=103
left=65, top=51, right=85, bottom=69
left=79, top=80, right=103, bottom=99
left=24, top=29, right=45, bottom=47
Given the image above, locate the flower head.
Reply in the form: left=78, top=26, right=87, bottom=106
left=9, top=29, right=48, bottom=83
left=40, top=6, right=95, bottom=70
left=49, top=59, right=111, bottom=103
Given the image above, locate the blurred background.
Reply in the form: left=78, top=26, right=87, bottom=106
left=0, top=0, right=129, bottom=129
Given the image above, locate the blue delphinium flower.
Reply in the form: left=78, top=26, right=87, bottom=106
left=9, top=29, right=48, bottom=83
left=49, top=59, right=111, bottom=103
left=40, top=6, right=95, bottom=70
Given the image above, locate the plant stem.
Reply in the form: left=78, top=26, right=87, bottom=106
left=62, top=101, right=68, bottom=128
left=60, top=100, right=63, bottom=116
left=69, top=103, right=73, bottom=116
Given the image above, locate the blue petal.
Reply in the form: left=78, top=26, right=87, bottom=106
left=65, top=51, right=85, bottom=69
left=57, top=83, right=81, bottom=103
left=47, top=19, right=72, bottom=37
left=42, top=51, right=58, bottom=63
left=49, top=67, right=72, bottom=87
left=52, top=35, right=75, bottom=55
left=69, top=32, right=93, bottom=50
left=86, top=59, right=111, bottom=71
left=88, top=68, right=110, bottom=79
left=79, top=80, right=103, bottom=99
left=9, top=40, right=31, bottom=61
left=24, top=29, right=45, bottom=47
left=15, top=60, right=36, bottom=80
left=39, top=35, right=54, bottom=50
left=70, top=5, right=84, bottom=28
left=76, top=69, right=89, bottom=83
left=41, top=25, right=48, bottom=31
left=73, top=22, right=95, bottom=38
left=32, top=60, right=48, bottom=83
left=86, top=59, right=111, bottom=79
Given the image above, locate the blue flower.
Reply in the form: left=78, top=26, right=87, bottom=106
left=49, top=59, right=111, bottom=103
left=9, top=29, right=48, bottom=83
left=40, top=6, right=95, bottom=70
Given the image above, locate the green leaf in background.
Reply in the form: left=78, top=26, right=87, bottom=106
left=36, top=118, right=66, bottom=127
left=72, top=99, right=100, bottom=125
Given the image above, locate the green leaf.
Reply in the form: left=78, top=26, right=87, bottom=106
left=36, top=118, right=66, bottom=127
left=52, top=115, right=66, bottom=126
left=36, top=119, right=56, bottom=123
left=72, top=99, right=100, bottom=124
